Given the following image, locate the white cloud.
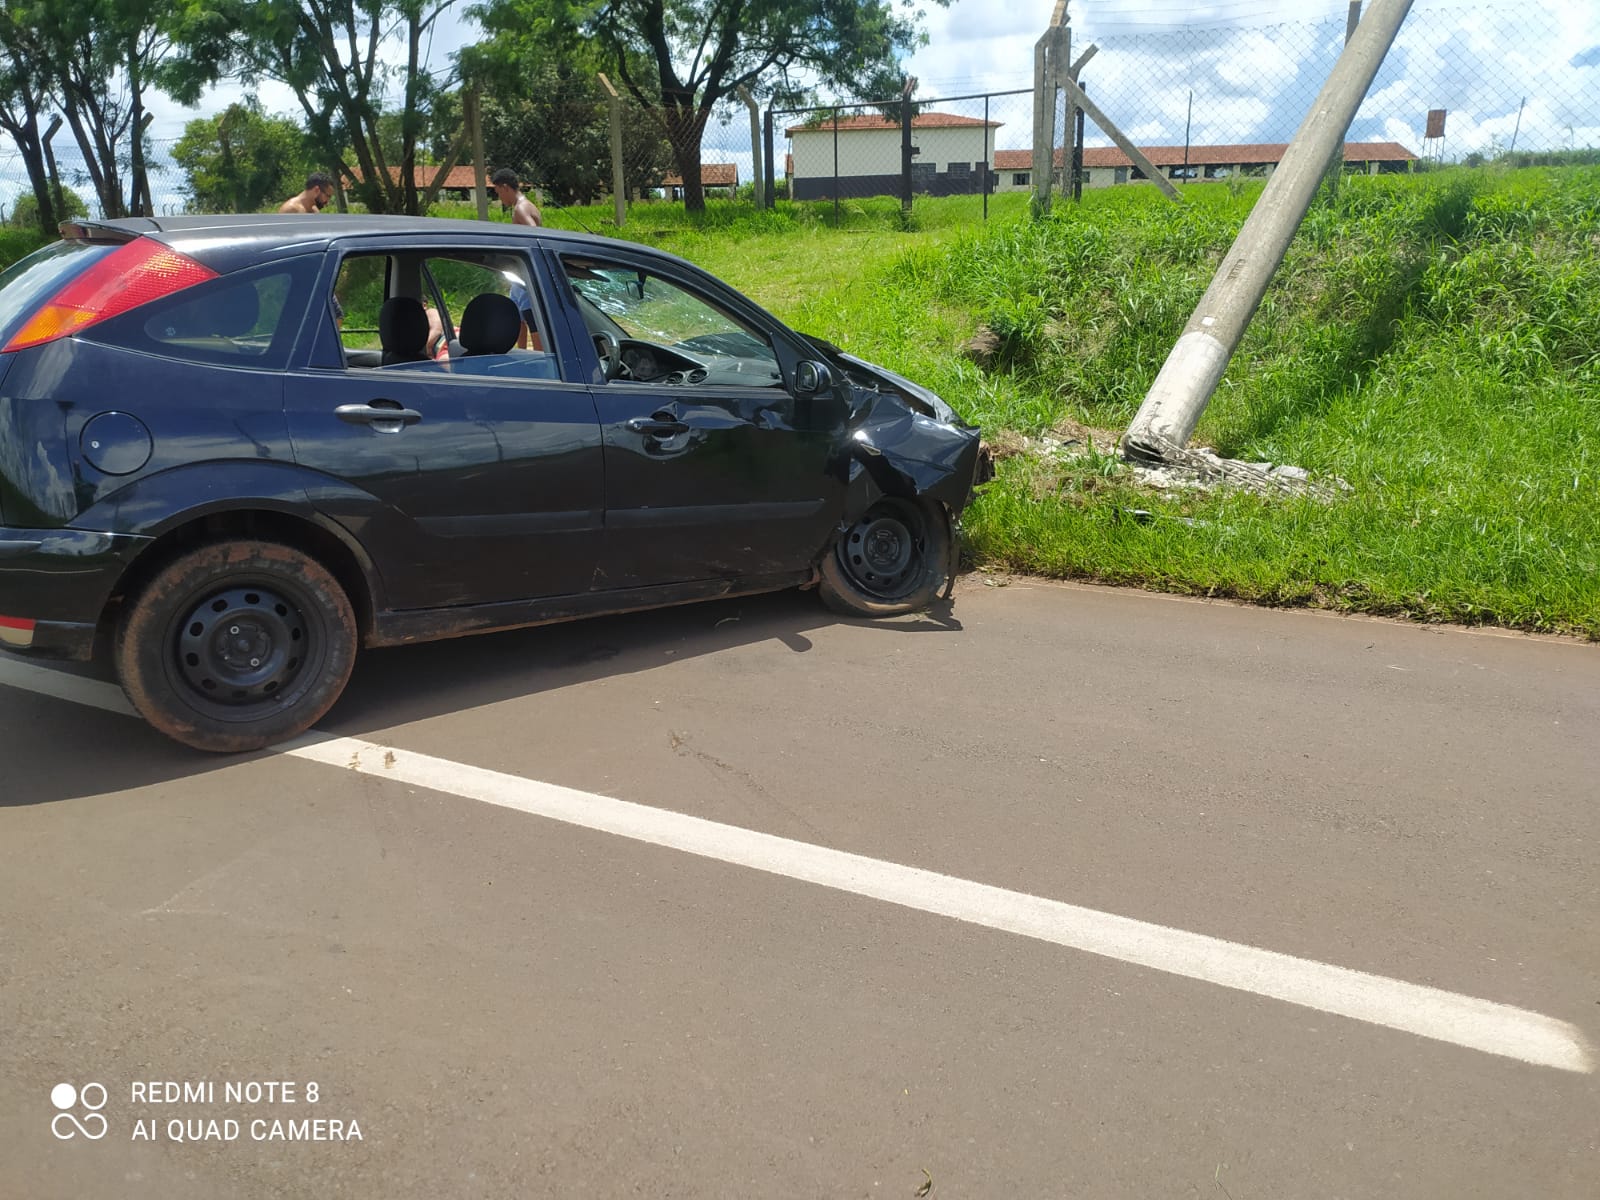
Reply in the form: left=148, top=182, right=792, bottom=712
left=902, top=0, right=1598, bottom=156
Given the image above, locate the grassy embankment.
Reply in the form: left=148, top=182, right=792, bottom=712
left=538, top=173, right=1600, bottom=640
left=8, top=178, right=1590, bottom=637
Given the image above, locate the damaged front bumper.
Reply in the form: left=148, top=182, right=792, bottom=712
left=816, top=344, right=991, bottom=517
left=798, top=342, right=991, bottom=597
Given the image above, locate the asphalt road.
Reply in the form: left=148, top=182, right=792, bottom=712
left=2, top=578, right=1596, bottom=1198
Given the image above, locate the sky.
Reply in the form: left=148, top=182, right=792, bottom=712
left=2, top=0, right=1596, bottom=216
left=901, top=0, right=1599, bottom=153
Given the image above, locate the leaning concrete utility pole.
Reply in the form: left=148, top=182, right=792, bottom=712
left=1122, top=0, right=1414, bottom=463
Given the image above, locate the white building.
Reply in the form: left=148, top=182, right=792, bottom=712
left=993, top=142, right=1420, bottom=191
left=786, top=112, right=1002, bottom=201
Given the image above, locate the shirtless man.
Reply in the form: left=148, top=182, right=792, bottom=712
left=491, top=168, right=543, bottom=348
left=279, top=172, right=334, bottom=214
left=490, top=168, right=542, bottom=227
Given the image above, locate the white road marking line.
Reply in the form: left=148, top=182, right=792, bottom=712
left=2, top=657, right=1592, bottom=1073
left=283, top=734, right=1594, bottom=1074
left=0, top=658, right=134, bottom=716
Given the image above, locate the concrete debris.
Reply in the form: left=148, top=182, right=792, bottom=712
left=1124, top=441, right=1348, bottom=500
left=1012, top=427, right=1346, bottom=500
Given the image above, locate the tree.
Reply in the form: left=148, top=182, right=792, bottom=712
left=173, top=101, right=312, bottom=212
left=169, top=0, right=460, bottom=214
left=469, top=0, right=946, bottom=212
left=19, top=0, right=206, bottom=218
left=467, top=54, right=673, bottom=207
left=0, top=8, right=58, bottom=233
left=9, top=184, right=87, bottom=230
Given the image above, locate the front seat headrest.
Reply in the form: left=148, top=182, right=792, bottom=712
left=458, top=293, right=521, bottom=356
left=378, top=296, right=431, bottom=365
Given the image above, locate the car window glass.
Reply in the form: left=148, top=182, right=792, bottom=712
left=329, top=250, right=558, bottom=383
left=140, top=272, right=294, bottom=361
left=332, top=254, right=388, bottom=363
left=561, top=256, right=781, bottom=388
left=88, top=256, right=316, bottom=369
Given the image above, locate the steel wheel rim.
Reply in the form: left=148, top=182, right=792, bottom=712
left=169, top=581, right=318, bottom=714
left=835, top=501, right=926, bottom=601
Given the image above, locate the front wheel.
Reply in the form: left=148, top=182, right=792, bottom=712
left=818, top=497, right=952, bottom=617
left=114, top=541, right=357, bottom=753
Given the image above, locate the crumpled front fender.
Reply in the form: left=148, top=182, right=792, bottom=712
left=834, top=382, right=988, bottom=530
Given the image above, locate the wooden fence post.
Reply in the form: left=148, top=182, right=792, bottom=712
left=598, top=74, right=627, bottom=227
left=1031, top=30, right=1056, bottom=216
left=465, top=87, right=489, bottom=221
left=738, top=86, right=763, bottom=207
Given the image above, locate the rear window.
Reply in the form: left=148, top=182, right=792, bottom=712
left=89, top=255, right=319, bottom=370
left=0, top=239, right=116, bottom=347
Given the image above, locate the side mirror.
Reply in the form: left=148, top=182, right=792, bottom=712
left=794, top=359, right=833, bottom=394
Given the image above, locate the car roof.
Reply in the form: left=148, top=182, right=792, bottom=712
left=88, top=212, right=609, bottom=245
left=78, top=212, right=705, bottom=279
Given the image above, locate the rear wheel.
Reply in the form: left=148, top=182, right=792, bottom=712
left=114, top=541, right=357, bottom=753
left=818, top=497, right=951, bottom=617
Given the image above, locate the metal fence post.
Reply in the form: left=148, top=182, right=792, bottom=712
left=763, top=109, right=776, bottom=208
left=832, top=109, right=840, bottom=222
left=1323, top=4, right=1364, bottom=196
left=983, top=94, right=990, bottom=220
left=901, top=87, right=914, bottom=215
left=1073, top=84, right=1086, bottom=202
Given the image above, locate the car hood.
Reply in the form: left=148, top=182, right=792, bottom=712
left=802, top=334, right=967, bottom=428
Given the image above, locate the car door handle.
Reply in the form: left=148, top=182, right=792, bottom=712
left=336, top=402, right=423, bottom=431
left=626, top=415, right=690, bottom=437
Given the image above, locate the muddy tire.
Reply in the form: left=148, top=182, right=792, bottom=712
left=114, top=541, right=357, bottom=753
left=817, top=497, right=951, bottom=618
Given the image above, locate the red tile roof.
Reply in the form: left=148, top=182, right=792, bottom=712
left=661, top=163, right=739, bottom=187
left=347, top=164, right=484, bottom=189
left=786, top=111, right=1001, bottom=135
left=992, top=142, right=1417, bottom=170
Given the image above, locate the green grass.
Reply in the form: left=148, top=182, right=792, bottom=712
left=9, top=177, right=1589, bottom=637
left=577, top=171, right=1600, bottom=639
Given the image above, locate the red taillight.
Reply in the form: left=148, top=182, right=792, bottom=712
left=3, top=238, right=218, bottom=353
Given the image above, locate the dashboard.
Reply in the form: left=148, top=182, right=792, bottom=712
left=617, top=339, right=709, bottom=385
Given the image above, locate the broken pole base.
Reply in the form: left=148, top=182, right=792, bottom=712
left=1121, top=329, right=1232, bottom=462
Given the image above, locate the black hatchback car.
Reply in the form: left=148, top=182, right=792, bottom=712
left=0, top=215, right=985, bottom=751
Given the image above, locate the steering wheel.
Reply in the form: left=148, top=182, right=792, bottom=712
left=593, top=330, right=623, bottom=381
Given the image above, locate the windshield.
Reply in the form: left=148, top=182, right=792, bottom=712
left=562, top=257, right=782, bottom=387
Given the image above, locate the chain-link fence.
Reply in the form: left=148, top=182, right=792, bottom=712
left=1066, top=0, right=1596, bottom=180
left=774, top=90, right=1032, bottom=217
left=0, top=0, right=1592, bottom=225
left=0, top=136, right=196, bottom=226
left=476, top=82, right=766, bottom=218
